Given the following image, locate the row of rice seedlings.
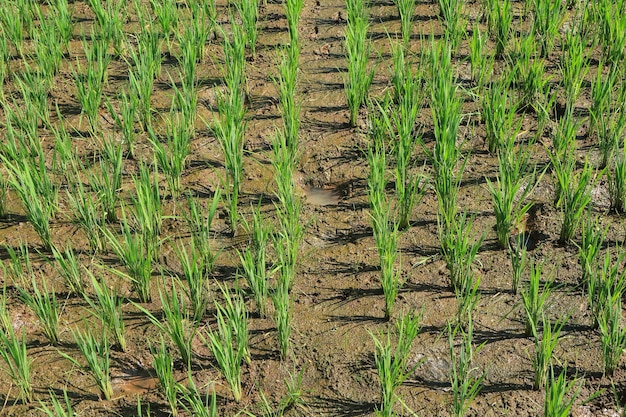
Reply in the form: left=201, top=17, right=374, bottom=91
left=204, top=285, right=249, bottom=402
left=448, top=317, right=485, bottom=417
left=367, top=115, right=402, bottom=321
left=438, top=0, right=465, bottom=51
left=179, top=1, right=213, bottom=66
left=370, top=313, right=421, bottom=417
left=239, top=204, right=271, bottom=318
left=214, top=22, right=247, bottom=234
left=60, top=328, right=113, bottom=400
left=83, top=269, right=127, bottom=352
left=344, top=0, right=374, bottom=127
left=184, top=190, right=221, bottom=274
left=17, top=275, right=60, bottom=345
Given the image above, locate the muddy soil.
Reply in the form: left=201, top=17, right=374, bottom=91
left=0, top=0, right=625, bottom=416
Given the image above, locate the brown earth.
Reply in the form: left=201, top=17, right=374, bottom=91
left=0, top=0, right=625, bottom=416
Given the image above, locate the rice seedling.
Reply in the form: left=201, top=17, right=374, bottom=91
left=0, top=323, right=33, bottom=403
left=83, top=269, right=127, bottom=352
left=135, top=280, right=197, bottom=366
left=0, top=1, right=25, bottom=57
left=512, top=34, right=548, bottom=112
left=448, top=317, right=485, bottom=417
left=440, top=213, right=484, bottom=295
left=233, top=0, right=260, bottom=55
left=178, top=373, right=218, bottom=417
left=204, top=286, right=249, bottom=402
left=148, top=114, right=191, bottom=199
left=438, top=0, right=465, bottom=51
left=544, top=367, right=583, bottom=417
left=577, top=214, right=606, bottom=288
left=127, top=30, right=162, bottom=131
left=596, top=0, right=626, bottom=66
left=89, top=151, right=123, bottom=224
left=532, top=315, right=566, bottom=391
left=486, top=125, right=539, bottom=250
left=344, top=0, right=374, bottom=126
left=2, top=155, right=57, bottom=251
left=587, top=248, right=626, bottom=329
left=75, top=30, right=110, bottom=133
left=184, top=190, right=221, bottom=273
left=32, top=15, right=64, bottom=81
left=482, top=79, right=517, bottom=155
left=610, top=141, right=626, bottom=213
left=17, top=276, right=60, bottom=345
left=509, top=233, right=529, bottom=295
left=532, top=0, right=565, bottom=57
left=50, top=109, right=75, bottom=175
left=521, top=260, right=552, bottom=337
left=275, top=46, right=301, bottom=161
left=38, top=389, right=74, bottom=417
left=51, top=245, right=84, bottom=296
left=468, top=26, right=492, bottom=87
left=489, top=0, right=512, bottom=58
left=104, top=210, right=155, bottom=303
left=15, top=67, right=52, bottom=127
left=149, top=0, right=179, bottom=41
left=150, top=338, right=180, bottom=416
left=284, top=0, right=304, bottom=48
left=554, top=158, right=595, bottom=244
left=272, top=279, right=292, bottom=360
left=589, top=62, right=619, bottom=149
left=598, top=286, right=626, bottom=376
left=395, top=0, right=415, bottom=48
left=239, top=205, right=271, bottom=318
left=174, top=239, right=209, bottom=323
left=371, top=313, right=422, bottom=417
left=560, top=30, right=589, bottom=117
left=60, top=327, right=113, bottom=400
left=131, top=163, right=163, bottom=250
left=49, top=0, right=75, bottom=49
left=3, top=242, right=34, bottom=284
left=106, top=90, right=138, bottom=159
left=65, top=171, right=106, bottom=254
left=171, top=72, right=199, bottom=139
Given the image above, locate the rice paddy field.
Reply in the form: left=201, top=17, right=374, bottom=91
left=1, top=0, right=626, bottom=416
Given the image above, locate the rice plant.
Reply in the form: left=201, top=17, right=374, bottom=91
left=135, top=280, right=197, bottom=366
left=490, top=0, right=512, bottom=58
left=49, top=0, right=75, bottom=49
left=482, top=80, right=517, bottom=154
left=588, top=249, right=625, bottom=329
left=17, top=276, right=60, bottom=345
left=184, top=190, right=221, bottom=273
left=554, top=158, right=595, bottom=243
left=560, top=30, right=589, bottom=117
left=106, top=90, right=138, bottom=159
left=131, top=163, right=163, bottom=250
left=485, top=122, right=539, bottom=249
left=610, top=141, right=626, bottom=213
left=239, top=205, right=271, bottom=318
left=32, top=15, right=64, bottom=80
left=178, top=373, right=218, bottom=417
left=438, top=0, right=465, bottom=51
left=66, top=172, right=105, bottom=254
left=448, top=317, right=485, bottom=417
left=577, top=214, right=606, bottom=288
left=3, top=242, right=34, bottom=284
left=233, top=0, right=260, bottom=54
left=371, top=313, right=422, bottom=417
left=127, top=30, right=162, bottom=131
left=512, top=34, right=548, bottom=112
left=284, top=0, right=304, bottom=49
left=596, top=0, right=626, bottom=65
left=509, top=233, right=529, bottom=295
left=532, top=315, right=566, bottom=391
left=344, top=0, right=374, bottom=126
left=468, top=26, right=492, bottom=87
left=174, top=239, right=209, bottom=323
left=0, top=1, right=25, bottom=57
left=598, top=286, right=626, bottom=376
left=151, top=338, right=180, bottom=416
left=532, top=0, right=565, bottom=57
left=83, top=269, right=127, bottom=352
left=60, top=328, right=113, bottom=400
left=521, top=260, right=552, bottom=337
left=272, top=279, right=292, bottom=360
left=275, top=45, right=301, bottom=161
left=204, top=286, right=249, bottom=402
left=589, top=62, right=619, bottom=156
left=14, top=66, right=51, bottom=127
left=0, top=324, right=33, bottom=403
left=149, top=0, right=178, bottom=41
left=544, top=367, right=583, bottom=417
left=38, top=389, right=74, bottom=417
left=104, top=210, right=155, bottom=304
left=395, top=0, right=415, bottom=47
left=596, top=90, right=626, bottom=170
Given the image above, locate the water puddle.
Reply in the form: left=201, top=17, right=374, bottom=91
left=112, top=370, right=159, bottom=395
